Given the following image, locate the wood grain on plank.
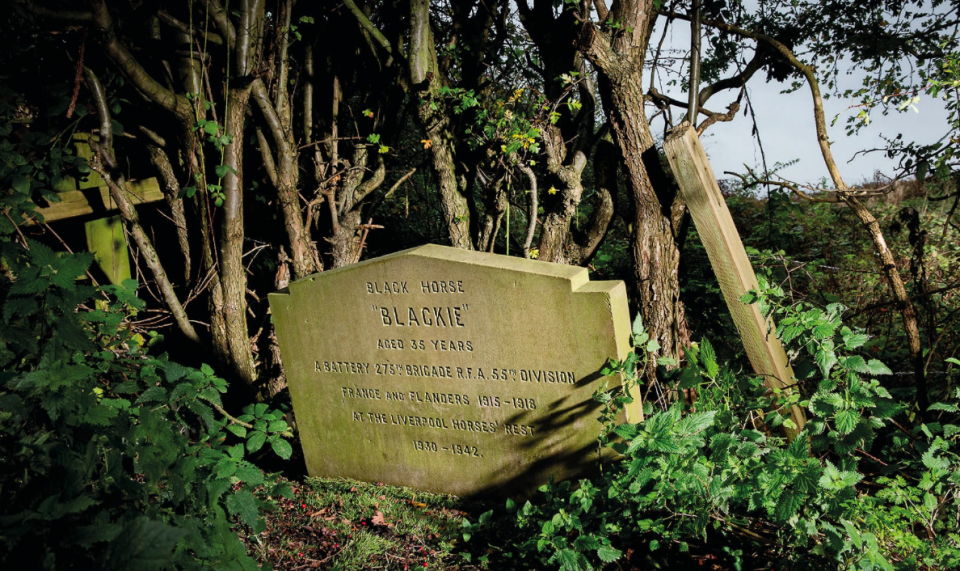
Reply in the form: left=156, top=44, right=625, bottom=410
left=664, top=123, right=807, bottom=439
left=30, top=178, right=163, bottom=223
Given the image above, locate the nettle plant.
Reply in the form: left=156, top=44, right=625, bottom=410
left=466, top=293, right=959, bottom=571
left=0, top=238, right=293, bottom=570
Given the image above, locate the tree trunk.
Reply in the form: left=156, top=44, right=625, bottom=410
left=219, top=86, right=257, bottom=384
left=409, top=0, right=473, bottom=249
left=578, top=0, right=687, bottom=363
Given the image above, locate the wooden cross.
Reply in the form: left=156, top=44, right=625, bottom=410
left=29, top=134, right=163, bottom=285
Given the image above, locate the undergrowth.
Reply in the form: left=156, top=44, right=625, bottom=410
left=462, top=285, right=960, bottom=571
left=0, top=238, right=293, bottom=569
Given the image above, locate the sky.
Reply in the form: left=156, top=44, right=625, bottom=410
left=644, top=4, right=952, bottom=188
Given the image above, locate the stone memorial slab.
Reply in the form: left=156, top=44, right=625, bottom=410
left=269, top=244, right=639, bottom=497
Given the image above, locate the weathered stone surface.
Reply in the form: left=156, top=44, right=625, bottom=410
left=269, top=244, right=639, bottom=497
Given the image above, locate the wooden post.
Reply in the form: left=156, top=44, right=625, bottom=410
left=664, top=123, right=806, bottom=438
left=85, top=215, right=131, bottom=285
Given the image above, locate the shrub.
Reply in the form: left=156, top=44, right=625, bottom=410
left=466, top=291, right=960, bottom=570
left=0, top=238, right=293, bottom=570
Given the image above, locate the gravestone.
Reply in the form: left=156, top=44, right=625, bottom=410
left=269, top=244, right=639, bottom=497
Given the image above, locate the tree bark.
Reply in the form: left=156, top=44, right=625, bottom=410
left=577, top=0, right=687, bottom=363
left=219, top=85, right=257, bottom=384
left=409, top=0, right=473, bottom=249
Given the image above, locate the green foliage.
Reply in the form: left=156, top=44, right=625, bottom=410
left=0, top=236, right=293, bottom=569
left=464, top=304, right=960, bottom=571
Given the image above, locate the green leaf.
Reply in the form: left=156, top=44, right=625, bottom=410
left=834, top=409, right=860, bottom=435
left=247, top=431, right=267, bottom=453
left=269, top=437, right=293, bottom=459
left=12, top=174, right=30, bottom=193
left=841, top=519, right=862, bottom=549
left=843, top=332, right=869, bottom=349
left=214, top=164, right=236, bottom=178
left=267, top=420, right=289, bottom=433
left=556, top=548, right=589, bottom=571
left=864, top=359, right=892, bottom=376
left=815, top=349, right=838, bottom=377
left=699, top=338, right=719, bottom=377
left=235, top=462, right=265, bottom=485
left=840, top=355, right=870, bottom=374
left=226, top=424, right=248, bottom=438
left=105, top=516, right=186, bottom=571
left=225, top=490, right=259, bottom=527
left=631, top=314, right=644, bottom=338
left=597, top=545, right=622, bottom=563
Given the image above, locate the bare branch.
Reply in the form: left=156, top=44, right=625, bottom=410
left=24, top=2, right=92, bottom=22
left=88, top=0, right=192, bottom=120
left=83, top=66, right=198, bottom=342
left=518, top=163, right=538, bottom=259
left=157, top=10, right=223, bottom=45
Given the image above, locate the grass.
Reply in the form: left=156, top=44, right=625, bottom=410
left=245, top=477, right=493, bottom=570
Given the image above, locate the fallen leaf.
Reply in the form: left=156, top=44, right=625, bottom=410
left=371, top=510, right=387, bottom=526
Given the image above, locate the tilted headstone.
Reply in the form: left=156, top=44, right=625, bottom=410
left=269, top=245, right=639, bottom=497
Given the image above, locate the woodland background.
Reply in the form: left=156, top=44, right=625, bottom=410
left=1, top=1, right=959, bottom=570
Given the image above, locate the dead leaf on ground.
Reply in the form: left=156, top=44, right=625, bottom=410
left=371, top=510, right=387, bottom=526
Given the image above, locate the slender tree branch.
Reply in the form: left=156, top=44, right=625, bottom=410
left=24, top=2, right=92, bottom=22
left=343, top=0, right=399, bottom=66
left=518, top=163, right=538, bottom=259
left=88, top=0, right=192, bottom=120
left=157, top=10, right=223, bottom=44
left=83, top=66, right=199, bottom=342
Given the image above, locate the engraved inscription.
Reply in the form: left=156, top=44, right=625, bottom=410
left=377, top=305, right=467, bottom=328
left=270, top=244, right=633, bottom=497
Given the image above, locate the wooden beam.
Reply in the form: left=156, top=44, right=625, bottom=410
left=664, top=123, right=807, bottom=439
left=29, top=178, right=163, bottom=224
left=85, top=215, right=132, bottom=285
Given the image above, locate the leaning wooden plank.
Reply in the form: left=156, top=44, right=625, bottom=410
left=29, top=178, right=163, bottom=224
left=664, top=123, right=807, bottom=439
